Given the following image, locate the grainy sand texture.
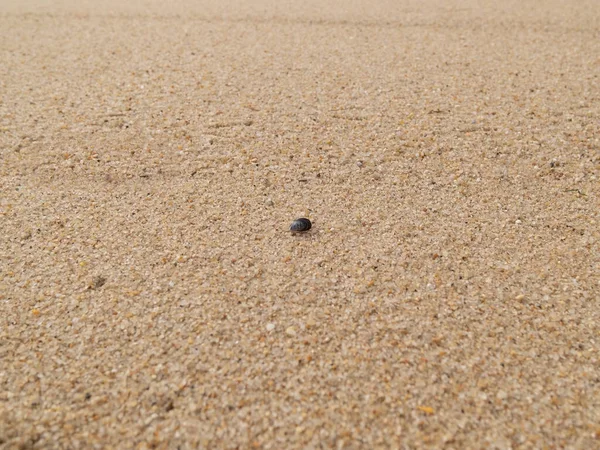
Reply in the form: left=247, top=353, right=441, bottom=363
left=1, top=0, right=599, bottom=448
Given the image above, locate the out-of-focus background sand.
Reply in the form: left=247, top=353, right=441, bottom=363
left=1, top=1, right=599, bottom=448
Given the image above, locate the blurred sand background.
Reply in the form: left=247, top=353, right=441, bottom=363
left=1, top=0, right=599, bottom=448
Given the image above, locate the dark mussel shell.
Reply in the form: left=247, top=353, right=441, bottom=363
left=290, top=218, right=312, bottom=232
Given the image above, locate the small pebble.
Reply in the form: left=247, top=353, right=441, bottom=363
left=89, top=276, right=107, bottom=290
left=306, top=318, right=317, bottom=328
left=285, top=326, right=297, bottom=336
left=290, top=218, right=312, bottom=232
left=266, top=323, right=275, bottom=331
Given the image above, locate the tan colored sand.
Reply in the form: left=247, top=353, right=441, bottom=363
left=1, top=1, right=599, bottom=448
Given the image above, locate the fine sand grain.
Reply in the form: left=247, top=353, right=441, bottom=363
left=1, top=1, right=599, bottom=448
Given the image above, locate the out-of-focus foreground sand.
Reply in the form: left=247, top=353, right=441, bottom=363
left=1, top=0, right=599, bottom=448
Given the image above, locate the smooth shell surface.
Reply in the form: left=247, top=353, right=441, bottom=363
left=290, top=218, right=312, bottom=232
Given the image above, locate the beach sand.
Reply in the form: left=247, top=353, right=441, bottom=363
left=1, top=1, right=599, bottom=448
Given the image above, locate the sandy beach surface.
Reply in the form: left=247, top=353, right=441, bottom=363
left=1, top=1, right=599, bottom=448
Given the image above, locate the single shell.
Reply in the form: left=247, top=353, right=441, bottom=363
left=290, top=218, right=312, bottom=232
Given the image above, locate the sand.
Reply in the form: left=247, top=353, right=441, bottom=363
left=1, top=0, right=599, bottom=448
